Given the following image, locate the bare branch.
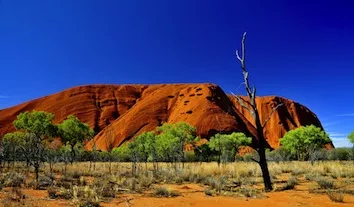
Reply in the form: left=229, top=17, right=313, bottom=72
left=241, top=32, right=247, bottom=68
left=251, top=158, right=260, bottom=164
left=235, top=82, right=246, bottom=93
left=236, top=50, right=242, bottom=62
left=231, top=92, right=253, bottom=109
left=262, top=103, right=284, bottom=128
left=234, top=94, right=253, bottom=114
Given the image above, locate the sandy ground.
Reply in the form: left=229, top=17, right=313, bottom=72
left=1, top=183, right=353, bottom=207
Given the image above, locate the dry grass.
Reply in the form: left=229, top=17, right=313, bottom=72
left=0, top=161, right=353, bottom=205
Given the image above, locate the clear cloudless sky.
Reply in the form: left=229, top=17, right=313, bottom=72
left=1, top=0, right=353, bottom=147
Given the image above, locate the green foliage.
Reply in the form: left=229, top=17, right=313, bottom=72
left=2, top=132, right=28, bottom=162
left=57, top=115, right=93, bottom=163
left=133, top=131, right=156, bottom=162
left=208, top=132, right=252, bottom=163
left=12, top=111, right=57, bottom=184
left=194, top=144, right=217, bottom=162
left=111, top=145, right=130, bottom=162
left=13, top=110, right=56, bottom=138
left=58, top=115, right=94, bottom=147
left=328, top=148, right=351, bottom=160
left=280, top=125, right=331, bottom=161
left=155, top=122, right=198, bottom=162
left=348, top=131, right=354, bottom=144
left=266, top=147, right=293, bottom=161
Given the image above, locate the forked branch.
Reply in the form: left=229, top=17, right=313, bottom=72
left=262, top=103, right=284, bottom=128
left=232, top=93, right=253, bottom=114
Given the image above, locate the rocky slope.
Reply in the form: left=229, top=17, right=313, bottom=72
left=0, top=83, right=328, bottom=150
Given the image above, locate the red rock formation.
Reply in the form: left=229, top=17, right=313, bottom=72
left=229, top=95, right=331, bottom=149
left=0, top=84, right=328, bottom=150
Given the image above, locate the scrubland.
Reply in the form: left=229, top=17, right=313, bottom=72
left=0, top=161, right=353, bottom=207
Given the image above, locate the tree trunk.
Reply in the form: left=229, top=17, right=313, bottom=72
left=254, top=110, right=273, bottom=191
left=49, top=161, right=53, bottom=174
left=258, top=147, right=273, bottom=191
left=71, top=144, right=75, bottom=164
left=109, top=155, right=112, bottom=174
left=34, top=162, right=40, bottom=189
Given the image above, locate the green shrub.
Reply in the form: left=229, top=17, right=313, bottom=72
left=327, top=190, right=344, bottom=202
left=237, top=187, right=259, bottom=198
left=153, top=187, right=181, bottom=198
left=282, top=176, right=297, bottom=190
left=0, top=172, right=25, bottom=187
left=316, top=178, right=334, bottom=189
left=79, top=200, right=101, bottom=207
left=153, top=187, right=170, bottom=197
left=48, top=186, right=59, bottom=199
left=328, top=148, right=351, bottom=160
left=123, top=178, right=142, bottom=193
left=204, top=188, right=214, bottom=196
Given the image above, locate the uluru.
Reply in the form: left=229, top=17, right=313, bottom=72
left=0, top=83, right=326, bottom=150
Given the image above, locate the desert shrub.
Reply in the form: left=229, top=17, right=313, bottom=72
left=291, top=168, right=306, bottom=176
left=233, top=175, right=258, bottom=186
left=48, top=186, right=59, bottom=199
left=304, top=173, right=319, bottom=181
left=326, top=190, right=344, bottom=203
left=70, top=171, right=83, bottom=179
left=237, top=187, right=259, bottom=198
left=204, top=175, right=229, bottom=192
left=174, top=176, right=184, bottom=185
left=28, top=175, right=53, bottom=189
left=316, top=177, right=334, bottom=189
left=266, top=147, right=293, bottom=161
left=282, top=176, right=297, bottom=190
left=0, top=172, right=25, bottom=187
left=328, top=148, right=351, bottom=160
left=79, top=200, right=101, bottom=207
left=169, top=190, right=181, bottom=197
left=138, top=174, right=154, bottom=188
left=191, top=173, right=208, bottom=184
left=204, top=188, right=214, bottom=196
left=153, top=187, right=169, bottom=197
left=1, top=187, right=26, bottom=206
left=123, top=177, right=142, bottom=193
left=57, top=187, right=74, bottom=199
left=153, top=187, right=181, bottom=198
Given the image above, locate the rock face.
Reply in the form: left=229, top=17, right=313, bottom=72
left=229, top=95, right=329, bottom=149
left=0, top=83, right=328, bottom=150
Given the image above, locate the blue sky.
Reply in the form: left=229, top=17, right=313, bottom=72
left=0, top=0, right=353, bottom=147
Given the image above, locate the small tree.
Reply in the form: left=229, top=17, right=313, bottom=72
left=280, top=125, right=331, bottom=161
left=45, top=139, right=62, bottom=177
left=194, top=144, right=216, bottom=162
left=13, top=110, right=56, bottom=186
left=208, top=132, right=252, bottom=164
left=133, top=131, right=156, bottom=173
left=144, top=131, right=159, bottom=175
left=57, top=115, right=94, bottom=164
left=127, top=141, right=139, bottom=176
left=156, top=122, right=198, bottom=168
left=104, top=125, right=116, bottom=174
left=0, top=138, right=3, bottom=171
left=348, top=131, right=354, bottom=160
left=2, top=132, right=27, bottom=168
left=58, top=144, right=72, bottom=175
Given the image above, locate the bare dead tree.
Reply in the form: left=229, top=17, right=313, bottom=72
left=105, top=124, right=116, bottom=174
left=235, top=32, right=283, bottom=191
